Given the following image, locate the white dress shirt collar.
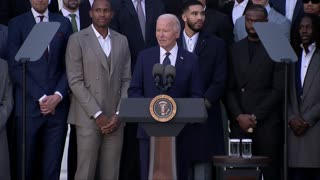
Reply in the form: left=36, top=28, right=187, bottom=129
left=183, top=30, right=199, bottom=52
left=61, top=8, right=80, bottom=30
left=300, top=42, right=316, bottom=86
left=89, top=0, right=94, bottom=7
left=160, top=43, right=178, bottom=66
left=265, top=4, right=271, bottom=14
left=31, top=8, right=49, bottom=23
left=91, top=24, right=112, bottom=56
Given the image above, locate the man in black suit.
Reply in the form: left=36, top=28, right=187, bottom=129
left=225, top=4, right=284, bottom=180
left=178, top=1, right=227, bottom=179
left=199, top=0, right=233, bottom=44
left=110, top=1, right=165, bottom=179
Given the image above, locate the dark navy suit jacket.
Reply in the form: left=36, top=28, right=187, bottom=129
left=177, top=31, right=227, bottom=160
left=270, top=0, right=303, bottom=24
left=8, top=11, right=72, bottom=120
left=128, top=45, right=203, bottom=137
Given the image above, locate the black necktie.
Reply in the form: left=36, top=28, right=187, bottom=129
left=163, top=52, right=171, bottom=66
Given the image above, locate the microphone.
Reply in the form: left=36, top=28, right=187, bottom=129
left=152, top=63, right=164, bottom=90
left=164, top=65, right=176, bottom=90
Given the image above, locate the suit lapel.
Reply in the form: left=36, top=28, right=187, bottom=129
left=194, top=32, right=206, bottom=55
left=302, top=50, right=320, bottom=101
left=290, top=63, right=300, bottom=113
left=109, top=29, right=119, bottom=75
left=86, top=27, right=109, bottom=71
left=292, top=0, right=303, bottom=23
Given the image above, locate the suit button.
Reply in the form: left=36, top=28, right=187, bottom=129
left=96, top=77, right=100, bottom=80
left=241, top=88, right=245, bottom=92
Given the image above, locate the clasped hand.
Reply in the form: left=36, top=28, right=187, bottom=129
left=95, top=114, right=121, bottom=134
left=236, top=114, right=257, bottom=133
left=39, top=94, right=62, bottom=115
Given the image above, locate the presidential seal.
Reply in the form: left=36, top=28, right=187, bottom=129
left=149, top=95, right=177, bottom=122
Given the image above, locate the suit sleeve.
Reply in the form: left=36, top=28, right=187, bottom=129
left=252, top=62, right=285, bottom=120
left=8, top=19, right=47, bottom=102
left=54, top=20, right=73, bottom=97
left=128, top=53, right=145, bottom=98
left=0, top=61, right=13, bottom=132
left=66, top=34, right=101, bottom=118
left=117, top=37, right=132, bottom=111
left=204, top=40, right=227, bottom=105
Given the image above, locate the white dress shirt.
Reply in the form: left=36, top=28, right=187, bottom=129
left=91, top=24, right=112, bottom=57
left=89, top=0, right=94, bottom=7
left=300, top=43, right=316, bottom=86
left=286, top=0, right=297, bottom=22
left=160, top=43, right=178, bottom=66
left=232, top=0, right=249, bottom=24
left=183, top=30, right=199, bottom=53
left=31, top=8, right=49, bottom=23
left=61, top=8, right=80, bottom=31
left=132, top=0, right=146, bottom=16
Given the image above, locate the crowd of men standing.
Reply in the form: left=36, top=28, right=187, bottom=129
left=0, top=0, right=320, bottom=180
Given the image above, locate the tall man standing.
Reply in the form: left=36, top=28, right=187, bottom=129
left=225, top=4, right=284, bottom=180
left=65, top=0, right=131, bottom=179
left=8, top=0, right=73, bottom=179
left=128, top=13, right=203, bottom=180
left=178, top=1, right=227, bottom=179
left=288, top=14, right=320, bottom=180
left=59, top=1, right=91, bottom=179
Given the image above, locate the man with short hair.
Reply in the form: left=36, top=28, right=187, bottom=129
left=8, top=0, right=73, bottom=179
left=178, top=1, right=227, bottom=179
left=66, top=0, right=131, bottom=179
left=128, top=13, right=203, bottom=180
left=225, top=4, right=284, bottom=180
left=288, top=13, right=320, bottom=180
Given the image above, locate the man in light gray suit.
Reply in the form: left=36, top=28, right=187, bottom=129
left=0, top=57, right=13, bottom=180
left=233, top=0, right=291, bottom=42
left=65, top=0, right=131, bottom=179
left=288, top=14, right=320, bottom=179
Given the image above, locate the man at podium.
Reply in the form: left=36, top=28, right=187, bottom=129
left=128, top=13, right=203, bottom=180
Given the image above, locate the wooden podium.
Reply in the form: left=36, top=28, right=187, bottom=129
left=119, top=98, right=207, bottom=180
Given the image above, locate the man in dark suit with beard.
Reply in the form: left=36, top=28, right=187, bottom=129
left=177, top=1, right=227, bottom=179
left=225, top=4, right=284, bottom=180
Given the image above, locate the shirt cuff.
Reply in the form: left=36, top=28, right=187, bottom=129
left=39, top=94, right=47, bottom=103
left=54, top=91, right=63, bottom=100
left=93, top=111, right=102, bottom=119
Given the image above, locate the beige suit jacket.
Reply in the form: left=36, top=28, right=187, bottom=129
left=66, top=26, right=131, bottom=129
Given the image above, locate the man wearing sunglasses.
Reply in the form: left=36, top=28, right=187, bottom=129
left=304, top=0, right=320, bottom=15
